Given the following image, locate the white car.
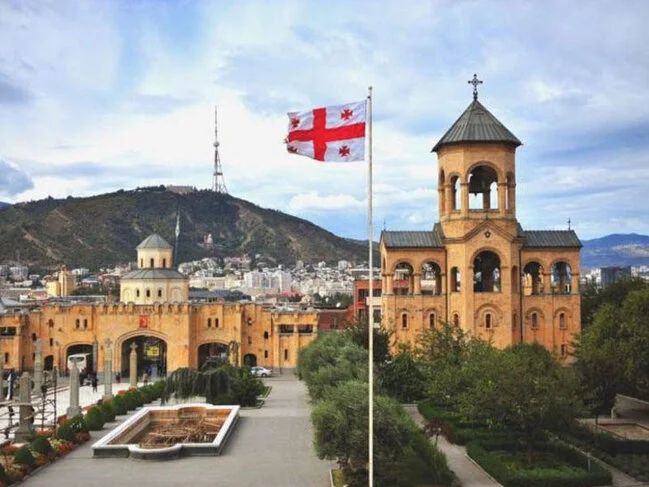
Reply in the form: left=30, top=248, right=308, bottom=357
left=250, top=366, right=273, bottom=377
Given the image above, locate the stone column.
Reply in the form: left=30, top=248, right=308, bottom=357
left=66, top=362, right=82, bottom=419
left=103, top=338, right=113, bottom=402
left=461, top=183, right=469, bottom=216
left=413, top=273, right=422, bottom=295
left=15, top=372, right=35, bottom=441
left=0, top=352, right=4, bottom=401
left=92, top=339, right=98, bottom=375
left=129, top=343, right=138, bottom=388
left=33, top=339, right=43, bottom=397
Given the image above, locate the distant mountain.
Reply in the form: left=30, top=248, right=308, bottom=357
left=0, top=188, right=368, bottom=269
left=581, top=233, right=649, bottom=269
left=0, top=202, right=9, bottom=208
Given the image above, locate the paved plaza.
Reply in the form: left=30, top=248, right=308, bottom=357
left=22, top=376, right=333, bottom=487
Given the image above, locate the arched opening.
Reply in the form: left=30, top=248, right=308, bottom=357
left=552, top=261, right=572, bottom=294
left=511, top=266, right=519, bottom=294
left=149, top=258, right=154, bottom=268
left=121, top=335, right=167, bottom=379
left=421, top=261, right=442, bottom=295
left=473, top=251, right=501, bottom=292
left=66, top=343, right=93, bottom=377
left=44, top=355, right=54, bottom=371
left=198, top=342, right=229, bottom=369
left=428, top=312, right=436, bottom=328
left=485, top=313, right=492, bottom=329
left=523, top=262, right=544, bottom=295
left=243, top=353, right=257, bottom=367
left=450, top=175, right=460, bottom=210
left=453, top=314, right=459, bottom=326
left=559, top=312, right=566, bottom=329
left=450, top=267, right=461, bottom=292
left=393, top=262, right=414, bottom=295
left=468, top=165, right=499, bottom=210
left=531, top=312, right=539, bottom=329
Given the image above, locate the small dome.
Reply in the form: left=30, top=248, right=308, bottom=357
left=137, top=233, right=173, bottom=250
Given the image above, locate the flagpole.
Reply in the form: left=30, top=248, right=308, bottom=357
left=367, top=85, right=374, bottom=487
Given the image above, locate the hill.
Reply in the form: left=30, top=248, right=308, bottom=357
left=0, top=202, right=9, bottom=208
left=581, top=233, right=649, bottom=269
left=0, top=188, right=368, bottom=269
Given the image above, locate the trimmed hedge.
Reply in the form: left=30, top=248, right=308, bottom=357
left=563, top=421, right=649, bottom=455
left=112, top=395, right=128, bottom=415
left=55, top=422, right=75, bottom=443
left=100, top=401, right=116, bottom=422
left=85, top=406, right=105, bottom=431
left=13, top=445, right=36, bottom=468
left=467, top=440, right=612, bottom=487
left=31, top=436, right=53, bottom=456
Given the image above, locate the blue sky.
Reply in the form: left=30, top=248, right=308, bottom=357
left=1, top=0, right=648, bottom=241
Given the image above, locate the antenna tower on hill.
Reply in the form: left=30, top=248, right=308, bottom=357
left=212, top=106, right=228, bottom=194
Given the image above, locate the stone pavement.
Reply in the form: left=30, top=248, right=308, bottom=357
left=23, top=376, right=333, bottom=487
left=403, top=405, right=501, bottom=487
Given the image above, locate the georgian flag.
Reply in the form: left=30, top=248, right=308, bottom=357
left=285, top=100, right=366, bottom=162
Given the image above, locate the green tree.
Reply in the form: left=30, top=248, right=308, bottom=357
left=345, top=316, right=392, bottom=364
left=581, top=277, right=648, bottom=328
left=378, top=348, right=427, bottom=403
left=461, top=343, right=581, bottom=464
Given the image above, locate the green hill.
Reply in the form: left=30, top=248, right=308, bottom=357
left=0, top=187, right=368, bottom=269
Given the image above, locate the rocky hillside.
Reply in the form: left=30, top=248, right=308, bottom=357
left=581, top=233, right=649, bottom=268
left=0, top=188, right=368, bottom=269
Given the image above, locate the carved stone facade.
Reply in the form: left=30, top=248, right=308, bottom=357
left=380, top=96, right=581, bottom=359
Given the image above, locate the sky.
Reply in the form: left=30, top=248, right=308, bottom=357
left=1, top=0, right=648, bottom=242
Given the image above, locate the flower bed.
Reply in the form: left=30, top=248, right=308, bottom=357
left=466, top=440, right=612, bottom=487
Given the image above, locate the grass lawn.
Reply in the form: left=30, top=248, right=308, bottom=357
left=491, top=449, right=589, bottom=475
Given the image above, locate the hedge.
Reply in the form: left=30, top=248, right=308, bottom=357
left=563, top=421, right=649, bottom=455
left=466, top=440, right=612, bottom=487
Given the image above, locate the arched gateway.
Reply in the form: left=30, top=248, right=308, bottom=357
left=119, top=334, right=168, bottom=379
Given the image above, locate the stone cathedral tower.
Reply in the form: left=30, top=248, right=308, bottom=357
left=380, top=76, right=581, bottom=357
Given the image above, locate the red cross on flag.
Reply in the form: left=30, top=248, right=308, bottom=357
left=286, top=100, right=366, bottom=162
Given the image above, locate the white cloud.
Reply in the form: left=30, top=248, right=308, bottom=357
left=288, top=192, right=364, bottom=212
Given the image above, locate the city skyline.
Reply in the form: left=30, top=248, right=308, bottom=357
left=1, top=0, right=648, bottom=241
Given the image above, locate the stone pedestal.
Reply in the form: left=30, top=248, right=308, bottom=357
left=66, top=362, right=82, bottom=418
left=14, top=372, right=35, bottom=442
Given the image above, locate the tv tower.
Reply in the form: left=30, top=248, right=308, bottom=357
left=212, top=106, right=228, bottom=194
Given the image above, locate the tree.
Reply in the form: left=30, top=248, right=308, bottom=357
left=581, top=277, right=648, bottom=328
left=345, top=315, right=392, bottom=364
left=378, top=348, right=427, bottom=403
left=461, top=343, right=581, bottom=464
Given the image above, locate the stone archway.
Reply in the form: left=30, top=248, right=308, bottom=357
left=243, top=353, right=257, bottom=367
left=44, top=355, right=54, bottom=371
left=120, top=335, right=168, bottom=379
left=197, top=342, right=229, bottom=370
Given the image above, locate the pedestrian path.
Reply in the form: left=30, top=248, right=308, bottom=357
left=403, top=405, right=501, bottom=487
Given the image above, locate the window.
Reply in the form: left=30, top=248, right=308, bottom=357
left=453, top=314, right=459, bottom=326
left=247, top=318, right=253, bottom=326
left=284, top=349, right=289, bottom=361
left=32, top=353, right=35, bottom=360
left=263, top=331, right=269, bottom=339
left=559, top=313, right=566, bottom=329
left=140, top=259, right=143, bottom=268
left=150, top=258, right=154, bottom=268
left=560, top=344, right=567, bottom=357
left=485, top=313, right=492, bottom=329
left=215, top=318, right=219, bottom=328
left=429, top=313, right=436, bottom=328
left=531, top=313, right=538, bottom=329
left=4, top=352, right=8, bottom=363
left=136, top=289, right=140, bottom=298
left=247, top=337, right=252, bottom=345
left=401, top=314, right=408, bottom=329
left=49, top=338, right=54, bottom=347
left=162, top=258, right=167, bottom=268
left=157, top=289, right=162, bottom=298
left=146, top=289, right=151, bottom=298
left=207, top=318, right=212, bottom=328
left=84, top=319, right=88, bottom=329
left=75, top=319, right=80, bottom=329
left=451, top=267, right=461, bottom=292
left=32, top=333, right=37, bottom=342
left=264, top=350, right=268, bottom=359
left=48, top=319, right=54, bottom=328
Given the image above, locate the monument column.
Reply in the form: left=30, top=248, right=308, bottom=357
left=66, top=363, right=82, bottom=418
left=103, top=338, right=114, bottom=401
left=33, top=339, right=43, bottom=396
left=15, top=372, right=35, bottom=441
left=129, top=343, right=138, bottom=388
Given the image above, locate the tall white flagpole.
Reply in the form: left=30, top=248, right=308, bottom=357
left=367, top=85, right=374, bottom=487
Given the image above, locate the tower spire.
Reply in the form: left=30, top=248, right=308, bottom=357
left=212, top=106, right=228, bottom=194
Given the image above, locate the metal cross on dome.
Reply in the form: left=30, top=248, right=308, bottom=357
left=468, top=73, right=483, bottom=101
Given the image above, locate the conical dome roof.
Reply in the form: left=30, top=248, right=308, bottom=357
left=137, top=233, right=173, bottom=249
left=432, top=99, right=521, bottom=152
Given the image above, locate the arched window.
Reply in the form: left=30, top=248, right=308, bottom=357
left=473, top=251, right=501, bottom=292
left=429, top=313, right=436, bottom=328
left=451, top=267, right=461, bottom=292
left=453, top=314, right=459, bottom=326
left=247, top=336, right=252, bottom=345
left=263, top=331, right=269, bottom=339
left=485, top=313, right=492, bottom=329
left=207, top=318, right=212, bottom=328
left=559, top=313, right=566, bottom=329
left=136, top=289, right=140, bottom=298
left=531, top=313, right=538, bottom=329
left=150, top=258, right=154, bottom=268
left=157, top=289, right=162, bottom=298
left=163, top=258, right=167, bottom=268
left=75, top=319, right=80, bottom=329
left=401, top=313, right=408, bottom=329
left=421, top=261, right=442, bottom=295
left=393, top=262, right=414, bottom=295
left=451, top=175, right=460, bottom=210
left=551, top=262, right=572, bottom=294
left=468, top=165, right=498, bottom=210
left=83, top=319, right=88, bottom=329
left=523, top=262, right=544, bottom=295
left=215, top=318, right=219, bottom=328
left=264, top=350, right=268, bottom=358
left=146, top=289, right=151, bottom=298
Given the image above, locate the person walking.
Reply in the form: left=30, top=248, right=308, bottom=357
left=91, top=375, right=98, bottom=393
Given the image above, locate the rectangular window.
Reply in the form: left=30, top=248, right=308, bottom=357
left=146, top=289, right=151, bottom=298
left=207, top=318, right=212, bottom=328
left=559, top=313, right=566, bottom=329
left=284, top=349, right=289, bottom=361
left=4, top=352, right=8, bottom=363
left=157, top=289, right=162, bottom=298
left=49, top=338, right=54, bottom=347
left=401, top=314, right=408, bottom=329
left=215, top=318, right=219, bottom=328
left=32, top=353, right=35, bottom=360
left=247, top=336, right=252, bottom=345
left=84, top=319, right=88, bottom=329
left=429, top=313, right=436, bottom=328
left=264, top=350, right=268, bottom=358
left=485, top=313, right=492, bottom=329
left=531, top=313, right=538, bottom=329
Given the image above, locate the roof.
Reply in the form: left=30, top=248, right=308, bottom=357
left=120, top=269, right=186, bottom=280
left=382, top=224, right=444, bottom=248
left=432, top=99, right=522, bottom=152
left=523, top=230, right=582, bottom=248
left=137, top=234, right=173, bottom=250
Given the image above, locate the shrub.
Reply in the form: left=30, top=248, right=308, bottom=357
left=30, top=436, right=53, bottom=456
left=132, top=389, right=145, bottom=407
left=13, top=445, right=36, bottom=468
left=68, top=414, right=89, bottom=434
left=85, top=407, right=105, bottom=431
left=230, top=370, right=264, bottom=407
left=100, top=401, right=116, bottom=422
left=112, top=395, right=127, bottom=415
left=0, top=464, right=9, bottom=484
left=55, top=422, right=75, bottom=443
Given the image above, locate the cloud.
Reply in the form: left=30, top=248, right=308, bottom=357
left=0, top=73, right=32, bottom=105
left=0, top=158, right=34, bottom=198
left=289, top=192, right=364, bottom=212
